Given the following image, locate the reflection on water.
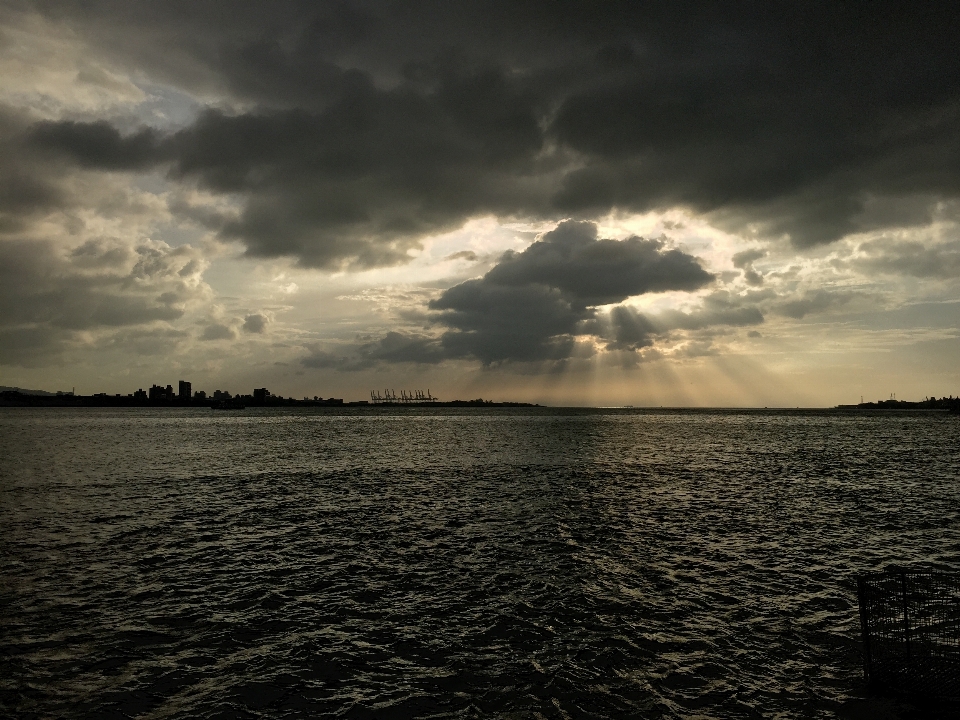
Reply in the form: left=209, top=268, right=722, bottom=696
left=1, top=408, right=958, bottom=718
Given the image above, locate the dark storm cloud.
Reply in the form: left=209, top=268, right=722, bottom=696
left=0, top=109, right=70, bottom=232
left=444, top=250, right=479, bottom=262
left=302, top=221, right=715, bottom=367
left=95, top=326, right=190, bottom=357
left=27, top=120, right=164, bottom=170
left=23, top=71, right=544, bottom=267
left=428, top=221, right=713, bottom=363
left=0, top=236, right=203, bottom=366
left=433, top=282, right=584, bottom=364
left=0, top=326, right=69, bottom=367
left=0, top=108, right=169, bottom=236
left=9, top=1, right=960, bottom=265
left=200, top=323, right=236, bottom=341
left=242, top=313, right=269, bottom=333
left=0, top=238, right=185, bottom=331
left=545, top=5, right=960, bottom=246
left=732, top=250, right=766, bottom=270
left=302, top=331, right=443, bottom=371
left=480, top=221, right=713, bottom=304
left=854, top=238, right=960, bottom=279
left=732, top=249, right=766, bottom=286
left=167, top=86, right=543, bottom=268
left=776, top=290, right=859, bottom=320
left=70, top=239, right=134, bottom=269
left=0, top=164, right=65, bottom=232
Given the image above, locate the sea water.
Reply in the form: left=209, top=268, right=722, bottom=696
left=2, top=407, right=958, bottom=718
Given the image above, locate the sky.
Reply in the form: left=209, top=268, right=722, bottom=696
left=1, top=1, right=959, bottom=406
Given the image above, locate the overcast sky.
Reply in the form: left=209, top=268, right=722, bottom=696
left=1, top=1, right=959, bottom=405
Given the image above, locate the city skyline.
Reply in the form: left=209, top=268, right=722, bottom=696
left=3, top=376, right=957, bottom=410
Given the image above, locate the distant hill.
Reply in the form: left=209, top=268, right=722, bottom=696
left=0, top=386, right=59, bottom=396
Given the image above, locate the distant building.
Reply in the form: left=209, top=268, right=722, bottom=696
left=194, top=390, right=206, bottom=400
left=212, top=390, right=231, bottom=400
left=148, top=384, right=176, bottom=401
left=178, top=380, right=191, bottom=400
left=253, top=388, right=270, bottom=404
left=134, top=388, right=147, bottom=401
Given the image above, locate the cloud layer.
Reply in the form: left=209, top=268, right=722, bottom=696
left=301, top=221, right=765, bottom=368
left=0, top=235, right=208, bottom=366
left=429, top=221, right=714, bottom=363
left=7, top=2, right=960, bottom=269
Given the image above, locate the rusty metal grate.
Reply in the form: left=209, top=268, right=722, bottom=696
left=857, top=570, right=960, bottom=700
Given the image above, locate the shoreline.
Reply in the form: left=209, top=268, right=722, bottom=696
left=0, top=390, right=539, bottom=409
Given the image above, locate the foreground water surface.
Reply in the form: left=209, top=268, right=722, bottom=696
left=1, top=407, right=958, bottom=718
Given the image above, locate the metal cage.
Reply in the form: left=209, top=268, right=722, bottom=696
left=857, top=570, right=960, bottom=701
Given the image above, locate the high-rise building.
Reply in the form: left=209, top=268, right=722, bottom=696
left=253, top=388, right=270, bottom=404
left=178, top=380, right=191, bottom=400
left=149, top=384, right=176, bottom=401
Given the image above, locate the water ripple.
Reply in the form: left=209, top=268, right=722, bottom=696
left=2, top=408, right=959, bottom=718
